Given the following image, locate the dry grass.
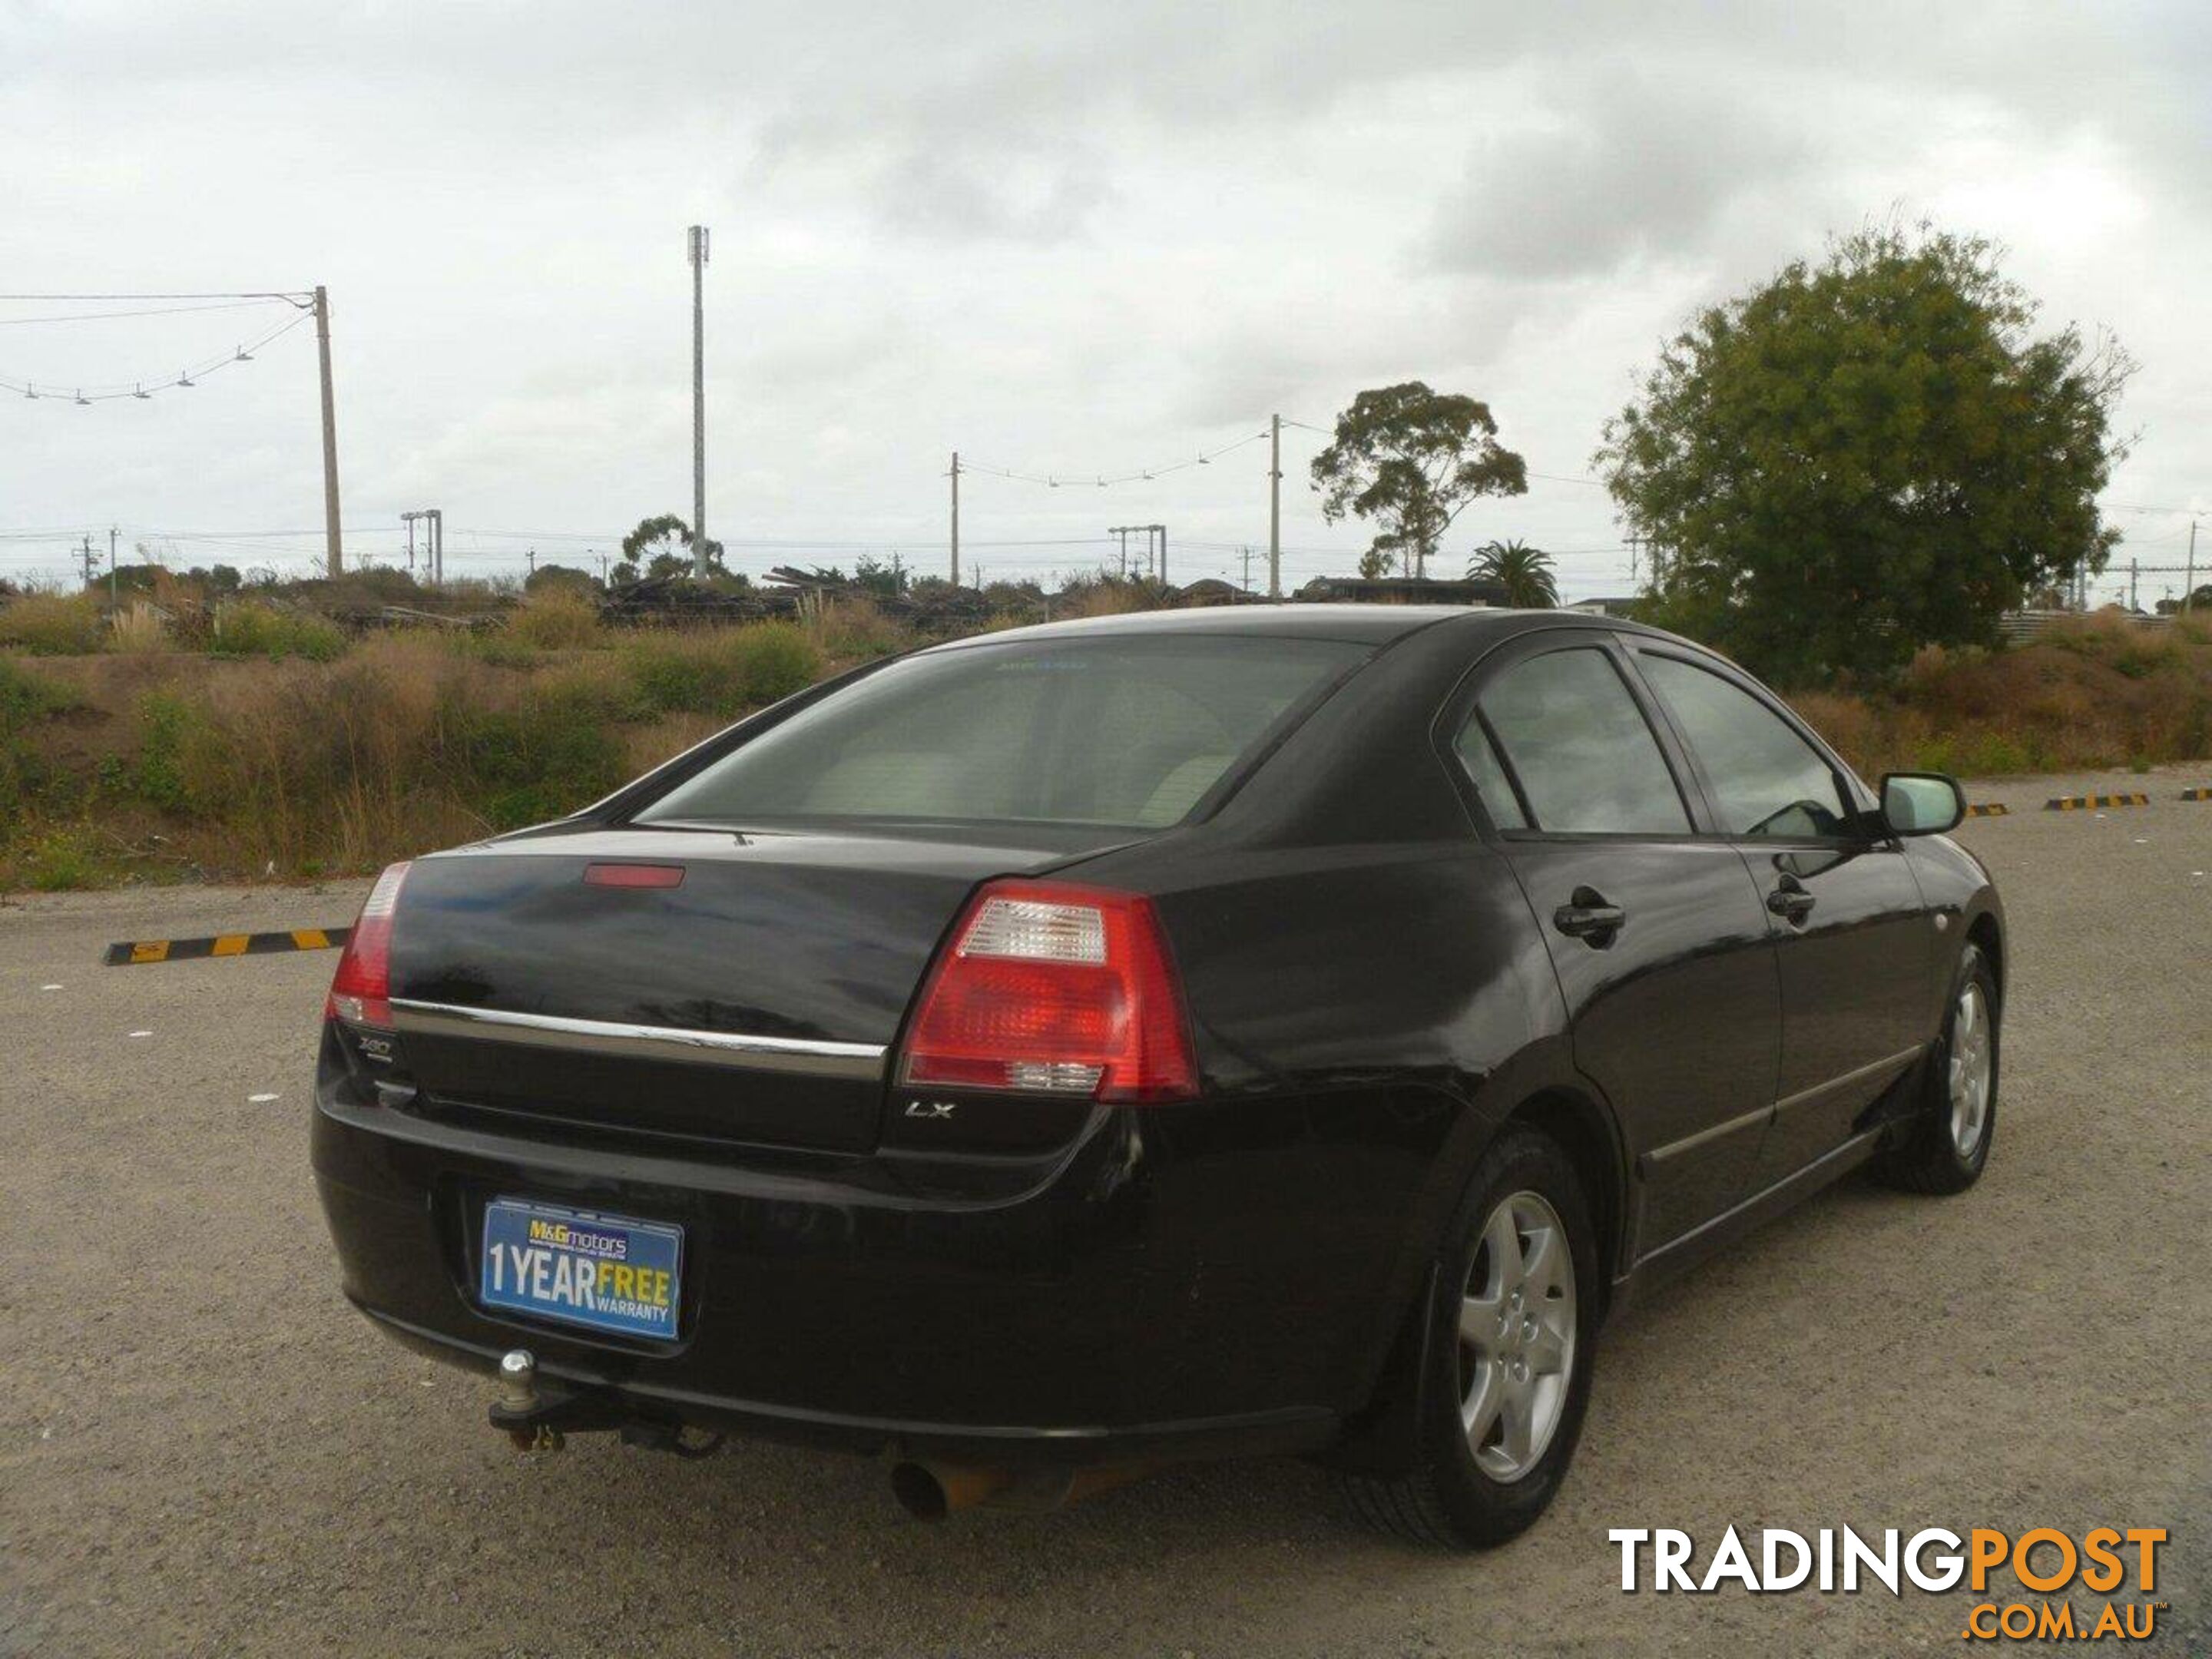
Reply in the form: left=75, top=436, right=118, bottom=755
left=105, top=602, right=171, bottom=654
left=7, top=605, right=2212, bottom=889
left=1792, top=614, right=2212, bottom=777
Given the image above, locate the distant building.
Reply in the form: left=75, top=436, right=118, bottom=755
left=1567, top=596, right=1641, bottom=618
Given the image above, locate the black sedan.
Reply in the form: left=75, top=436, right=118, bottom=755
left=312, top=605, right=2002, bottom=1545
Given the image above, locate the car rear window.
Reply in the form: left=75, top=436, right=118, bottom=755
left=636, top=634, right=1368, bottom=832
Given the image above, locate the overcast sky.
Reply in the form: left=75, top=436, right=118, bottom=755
left=4, top=1, right=2208, bottom=601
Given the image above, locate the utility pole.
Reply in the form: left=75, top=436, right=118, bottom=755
left=949, top=452, right=961, bottom=586
left=79, top=535, right=98, bottom=591
left=313, top=285, right=343, bottom=578
left=2185, top=518, right=2199, bottom=613
left=404, top=509, right=444, bottom=587
left=525, top=548, right=536, bottom=576
left=687, top=225, right=710, bottom=580
left=1268, top=413, right=1283, bottom=599
left=108, top=525, right=118, bottom=606
left=1240, top=545, right=1252, bottom=592
left=1152, top=523, right=1167, bottom=585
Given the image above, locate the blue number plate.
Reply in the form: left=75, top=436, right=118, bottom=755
left=479, top=1198, right=683, bottom=1342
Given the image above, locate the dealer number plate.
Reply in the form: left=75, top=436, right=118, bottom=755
left=479, top=1198, right=683, bottom=1342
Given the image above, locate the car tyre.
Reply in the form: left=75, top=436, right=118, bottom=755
left=1875, top=942, right=1998, bottom=1196
left=1339, top=1125, right=1601, bottom=1549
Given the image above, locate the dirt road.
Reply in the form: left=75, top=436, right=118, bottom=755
left=4, top=767, right=2207, bottom=1655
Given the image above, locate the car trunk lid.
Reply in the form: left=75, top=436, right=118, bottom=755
left=382, top=826, right=1090, bottom=1154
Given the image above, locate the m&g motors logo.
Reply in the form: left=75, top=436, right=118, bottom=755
left=1609, top=1525, right=2168, bottom=1644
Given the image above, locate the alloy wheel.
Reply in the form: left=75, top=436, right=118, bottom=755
left=1949, top=981, right=1994, bottom=1158
left=1457, top=1190, right=1577, bottom=1482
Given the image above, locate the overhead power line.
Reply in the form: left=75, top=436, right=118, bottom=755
left=0, top=290, right=313, bottom=298
left=0, top=297, right=298, bottom=326
left=961, top=429, right=1269, bottom=489
left=1, top=307, right=313, bottom=402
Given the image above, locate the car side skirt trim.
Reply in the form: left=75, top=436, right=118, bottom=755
left=387, top=998, right=887, bottom=1080
left=1637, top=1044, right=1923, bottom=1174
left=1639, top=1103, right=1770, bottom=1171
left=1773, top=1045, right=1924, bottom=1119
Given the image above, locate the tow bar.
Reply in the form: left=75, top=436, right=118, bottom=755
left=488, top=1349, right=724, bottom=1459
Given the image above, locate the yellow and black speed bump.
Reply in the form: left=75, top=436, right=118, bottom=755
left=103, top=927, right=351, bottom=967
left=2182, top=786, right=2212, bottom=802
left=2044, top=792, right=2151, bottom=812
left=1964, top=803, right=2010, bottom=817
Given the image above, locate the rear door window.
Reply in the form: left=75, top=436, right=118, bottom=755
left=1474, top=647, right=1690, bottom=834
left=637, top=634, right=1366, bottom=832
left=1638, top=654, right=1853, bottom=839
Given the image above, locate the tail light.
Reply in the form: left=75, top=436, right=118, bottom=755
left=899, top=880, right=1198, bottom=1102
left=326, top=861, right=411, bottom=1027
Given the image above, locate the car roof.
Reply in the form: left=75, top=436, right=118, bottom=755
left=926, top=602, right=1568, bottom=651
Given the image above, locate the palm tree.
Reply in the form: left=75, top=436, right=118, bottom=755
left=1467, top=538, right=1558, bottom=608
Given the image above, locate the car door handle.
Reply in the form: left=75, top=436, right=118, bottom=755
left=1553, top=888, right=1626, bottom=945
left=1766, top=880, right=1816, bottom=923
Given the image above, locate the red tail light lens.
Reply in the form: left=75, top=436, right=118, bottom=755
left=899, top=880, right=1198, bottom=1103
left=326, top=861, right=411, bottom=1027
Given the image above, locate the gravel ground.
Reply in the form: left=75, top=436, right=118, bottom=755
left=2, top=765, right=2207, bottom=1657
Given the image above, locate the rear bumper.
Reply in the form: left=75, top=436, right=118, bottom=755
left=350, top=1301, right=1332, bottom=1465
left=310, top=1064, right=1424, bottom=1465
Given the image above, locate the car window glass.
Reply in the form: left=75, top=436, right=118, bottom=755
left=1452, top=717, right=1527, bottom=830
left=1479, top=648, right=1690, bottom=834
left=1640, top=654, right=1852, bottom=839
left=637, top=636, right=1366, bottom=832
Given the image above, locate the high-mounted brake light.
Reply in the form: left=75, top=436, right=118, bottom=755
left=326, top=860, right=411, bottom=1028
left=899, top=880, right=1198, bottom=1102
left=584, top=862, right=685, bottom=889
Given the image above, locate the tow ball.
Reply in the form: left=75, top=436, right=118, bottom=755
left=487, top=1349, right=724, bottom=1459
left=493, top=1349, right=565, bottom=1452
left=488, top=1349, right=623, bottom=1452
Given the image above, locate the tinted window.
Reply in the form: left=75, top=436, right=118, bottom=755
left=1479, top=648, right=1690, bottom=834
left=1641, top=654, right=1852, bottom=838
left=1452, top=716, right=1528, bottom=830
left=638, top=635, right=1364, bottom=831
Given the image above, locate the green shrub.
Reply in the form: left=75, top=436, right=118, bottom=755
left=622, top=624, right=823, bottom=716
left=210, top=601, right=346, bottom=661
left=453, top=676, right=633, bottom=827
left=0, top=657, right=75, bottom=817
left=132, top=690, right=196, bottom=810
left=0, top=593, right=102, bottom=654
left=506, top=591, right=604, bottom=650
left=0, top=654, right=72, bottom=723
left=15, top=826, right=104, bottom=890
left=739, top=623, right=822, bottom=702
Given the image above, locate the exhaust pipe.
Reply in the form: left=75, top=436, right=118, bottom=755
left=889, top=1458, right=1157, bottom=1520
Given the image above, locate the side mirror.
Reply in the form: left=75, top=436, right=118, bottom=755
left=1881, top=772, right=1965, bottom=836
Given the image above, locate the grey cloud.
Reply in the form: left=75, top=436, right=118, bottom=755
left=1423, top=69, right=1821, bottom=280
